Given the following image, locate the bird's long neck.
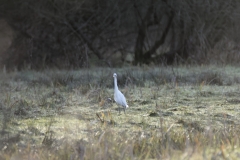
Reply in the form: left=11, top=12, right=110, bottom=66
left=114, top=77, right=118, bottom=91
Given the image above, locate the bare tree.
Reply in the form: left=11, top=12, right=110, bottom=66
left=132, top=0, right=237, bottom=65
left=0, top=0, right=238, bottom=69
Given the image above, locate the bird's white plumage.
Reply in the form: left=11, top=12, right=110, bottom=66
left=113, top=73, right=128, bottom=114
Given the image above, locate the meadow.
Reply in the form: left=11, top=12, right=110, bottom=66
left=1, top=65, right=240, bottom=159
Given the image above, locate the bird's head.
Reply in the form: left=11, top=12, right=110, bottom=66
left=113, top=73, right=117, bottom=78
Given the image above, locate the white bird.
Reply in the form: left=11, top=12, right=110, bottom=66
left=113, top=73, right=129, bottom=114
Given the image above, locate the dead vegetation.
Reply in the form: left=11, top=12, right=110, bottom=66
left=1, top=66, right=240, bottom=159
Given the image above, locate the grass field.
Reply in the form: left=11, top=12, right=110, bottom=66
left=1, top=65, right=240, bottom=159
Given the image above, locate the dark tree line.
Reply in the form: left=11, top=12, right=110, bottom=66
left=0, top=0, right=238, bottom=69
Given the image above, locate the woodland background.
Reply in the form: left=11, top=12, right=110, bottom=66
left=0, top=0, right=240, bottom=70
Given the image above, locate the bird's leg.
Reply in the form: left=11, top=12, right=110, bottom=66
left=118, top=105, right=121, bottom=115
left=124, top=107, right=126, bottom=114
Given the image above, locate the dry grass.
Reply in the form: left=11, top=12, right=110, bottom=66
left=1, top=65, right=240, bottom=159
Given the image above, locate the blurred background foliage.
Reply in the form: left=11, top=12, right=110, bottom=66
left=0, top=0, right=239, bottom=70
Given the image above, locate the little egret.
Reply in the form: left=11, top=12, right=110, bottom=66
left=113, top=73, right=129, bottom=114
